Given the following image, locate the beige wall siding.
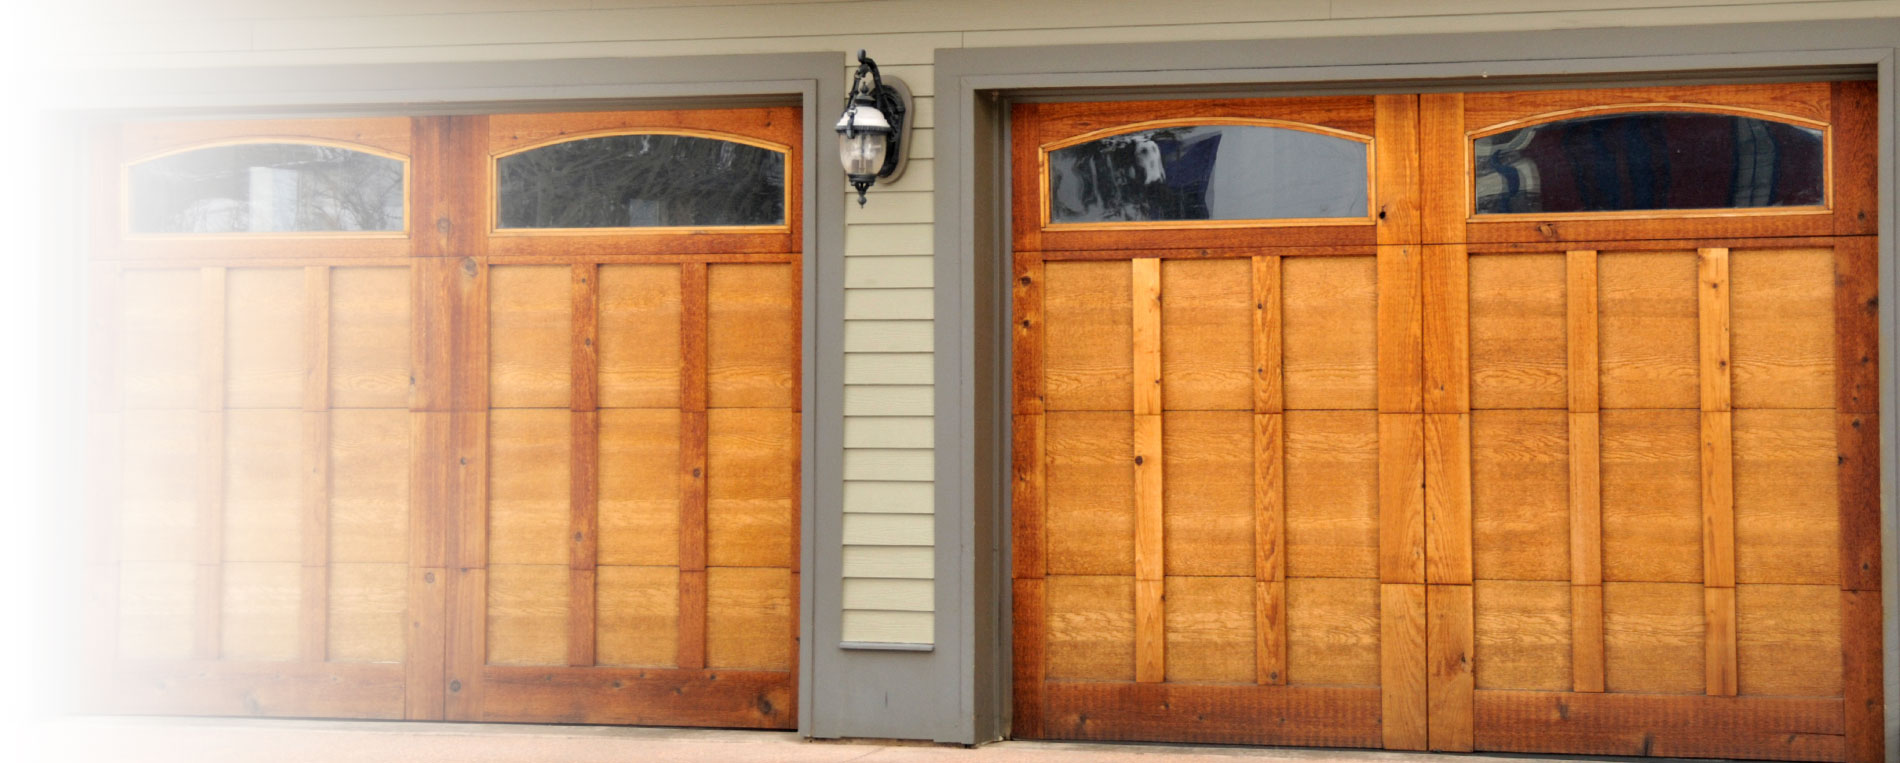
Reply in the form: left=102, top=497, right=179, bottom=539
left=49, top=0, right=1898, bottom=646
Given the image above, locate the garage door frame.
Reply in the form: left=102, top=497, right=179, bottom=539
left=934, top=20, right=1900, bottom=750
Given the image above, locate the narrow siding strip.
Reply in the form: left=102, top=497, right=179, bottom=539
left=1566, top=251, right=1598, bottom=413
left=843, top=353, right=934, bottom=385
left=1571, top=585, right=1605, bottom=693
left=842, top=610, right=936, bottom=645
left=842, top=513, right=935, bottom=546
left=195, top=267, right=225, bottom=660
left=1423, top=245, right=1469, bottom=413
left=843, top=449, right=935, bottom=481
left=300, top=411, right=330, bottom=663
left=1382, top=582, right=1428, bottom=750
left=1698, top=248, right=1730, bottom=412
left=1013, top=414, right=1045, bottom=580
left=1425, top=413, right=1471, bottom=585
left=1253, top=256, right=1282, bottom=413
left=842, top=578, right=935, bottom=611
left=1380, top=414, right=1425, bottom=584
left=1378, top=246, right=1423, bottom=413
left=843, top=482, right=934, bottom=514
left=842, top=546, right=934, bottom=578
left=843, top=320, right=935, bottom=352
left=845, top=288, right=935, bottom=320
left=842, top=416, right=933, bottom=448
left=1428, top=584, right=1474, bottom=751
left=843, top=385, right=934, bottom=416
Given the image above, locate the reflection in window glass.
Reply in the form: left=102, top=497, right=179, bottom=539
left=1474, top=112, right=1825, bottom=215
left=1047, top=124, right=1368, bottom=224
left=129, top=143, right=405, bottom=233
left=497, top=134, right=785, bottom=228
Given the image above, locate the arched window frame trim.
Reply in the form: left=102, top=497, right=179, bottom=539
left=1037, top=117, right=1377, bottom=231
left=488, top=127, right=795, bottom=236
left=121, top=137, right=412, bottom=239
left=1466, top=102, right=1832, bottom=220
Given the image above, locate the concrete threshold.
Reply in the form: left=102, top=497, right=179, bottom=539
left=35, top=716, right=1549, bottom=762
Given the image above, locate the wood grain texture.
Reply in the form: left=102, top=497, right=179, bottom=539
left=1012, top=577, right=1045, bottom=739
left=1566, top=250, right=1599, bottom=412
left=570, top=264, right=598, bottom=411
left=1043, top=260, right=1132, bottom=411
left=1381, top=582, right=1428, bottom=750
left=1428, top=584, right=1474, bottom=752
left=1701, top=411, right=1735, bottom=589
left=1422, top=245, right=1469, bottom=412
left=1842, top=589, right=1884, bottom=763
left=680, top=263, right=708, bottom=413
left=1163, top=576, right=1253, bottom=683
left=1012, top=414, right=1045, bottom=580
left=1135, top=578, right=1165, bottom=683
left=1471, top=580, right=1569, bottom=692
left=1704, top=586, right=1737, bottom=697
left=1469, top=254, right=1566, bottom=409
left=1424, top=414, right=1471, bottom=585
left=1374, top=93, right=1421, bottom=246
left=1839, top=413, right=1881, bottom=591
left=1569, top=412, right=1602, bottom=586
left=1283, top=256, right=1378, bottom=409
left=444, top=567, right=486, bottom=720
left=1731, top=248, right=1834, bottom=409
left=1836, top=237, right=1879, bottom=413
left=1470, top=410, right=1568, bottom=582
left=1131, top=258, right=1162, bottom=415
left=1379, top=414, right=1425, bottom=584
left=1832, top=81, right=1878, bottom=237
left=1162, top=411, right=1251, bottom=576
left=1377, top=245, right=1422, bottom=413
left=1014, top=257, right=1044, bottom=415
left=1418, top=93, right=1465, bottom=245
left=1041, top=683, right=1381, bottom=748
left=678, top=568, right=707, bottom=670
left=1255, top=414, right=1284, bottom=582
left=1009, top=102, right=1042, bottom=254
left=1160, top=259, right=1250, bottom=410
left=1598, top=252, right=1698, bottom=409
left=1603, top=582, right=1704, bottom=695
left=1253, top=256, right=1282, bottom=413
left=1256, top=580, right=1287, bottom=686
left=479, top=667, right=793, bottom=728
left=300, top=412, right=330, bottom=663
left=569, top=411, right=598, bottom=571
left=1045, top=575, right=1134, bottom=682
left=1572, top=584, right=1606, bottom=693
left=1473, top=690, right=1845, bottom=761
left=1134, top=414, right=1163, bottom=583
left=1697, top=247, right=1731, bottom=412
left=405, top=566, right=447, bottom=720
left=1600, top=410, right=1701, bottom=583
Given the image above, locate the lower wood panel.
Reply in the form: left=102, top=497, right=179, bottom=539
left=1473, top=690, right=1847, bottom=762
left=478, top=666, right=793, bottom=728
left=91, top=661, right=407, bottom=719
left=1041, top=682, right=1382, bottom=748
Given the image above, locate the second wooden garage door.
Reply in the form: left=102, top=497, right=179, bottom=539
left=1010, top=83, right=1882, bottom=761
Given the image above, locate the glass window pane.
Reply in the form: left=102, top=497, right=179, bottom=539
left=1474, top=112, right=1825, bottom=215
left=497, top=134, right=785, bottom=229
left=1047, top=124, right=1369, bottom=224
left=129, top=143, right=405, bottom=233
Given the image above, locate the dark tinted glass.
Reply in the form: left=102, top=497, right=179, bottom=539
left=1474, top=112, right=1825, bottom=215
left=129, top=143, right=404, bottom=233
left=497, top=134, right=785, bottom=228
left=1047, top=124, right=1368, bottom=224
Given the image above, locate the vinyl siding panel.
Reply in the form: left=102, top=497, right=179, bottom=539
left=54, top=0, right=1892, bottom=648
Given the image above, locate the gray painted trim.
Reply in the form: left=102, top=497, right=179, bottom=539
left=37, top=52, right=854, bottom=740
left=934, top=19, right=1900, bottom=750
left=841, top=641, right=935, bottom=652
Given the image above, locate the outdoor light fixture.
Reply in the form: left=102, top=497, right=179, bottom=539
left=836, top=49, right=912, bottom=207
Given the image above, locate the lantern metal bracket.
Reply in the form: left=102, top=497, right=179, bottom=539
left=840, top=49, right=912, bottom=203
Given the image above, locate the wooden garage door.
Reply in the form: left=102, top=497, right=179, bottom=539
left=83, top=107, right=801, bottom=729
left=1010, top=82, right=1882, bottom=761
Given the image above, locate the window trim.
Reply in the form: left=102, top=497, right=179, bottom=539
left=121, top=137, right=412, bottom=240
left=1037, top=116, right=1376, bottom=231
left=1466, top=102, right=1833, bottom=221
left=488, top=127, right=794, bottom=236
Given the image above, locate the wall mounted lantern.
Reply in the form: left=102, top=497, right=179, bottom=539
left=836, top=50, right=912, bottom=207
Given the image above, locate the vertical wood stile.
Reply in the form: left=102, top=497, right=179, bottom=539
left=1840, top=413, right=1882, bottom=591
left=567, top=264, right=599, bottom=668
left=1422, top=245, right=1469, bottom=413
left=1832, top=81, right=1880, bottom=236
left=1014, top=257, right=1045, bottom=416
left=1373, top=94, right=1422, bottom=246
left=414, top=117, right=464, bottom=722
left=1013, top=414, right=1046, bottom=581
left=195, top=266, right=226, bottom=660
left=1427, top=584, right=1473, bottom=751
left=1256, top=414, right=1286, bottom=685
left=1418, top=93, right=1466, bottom=245
left=1566, top=249, right=1605, bottom=693
left=1424, top=414, right=1471, bottom=585
left=449, top=258, right=490, bottom=569
left=300, top=266, right=331, bottom=663
left=679, top=262, right=709, bottom=671
left=1378, top=246, right=1423, bottom=413
left=1382, top=582, right=1429, bottom=750
left=1253, top=256, right=1282, bottom=414
left=1697, top=247, right=1736, bottom=697
left=1013, top=577, right=1047, bottom=738
left=1843, top=589, right=1886, bottom=763
left=1836, top=229, right=1881, bottom=416
left=1380, top=414, right=1425, bottom=584
left=406, top=565, right=448, bottom=720
left=1132, top=258, right=1164, bottom=684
